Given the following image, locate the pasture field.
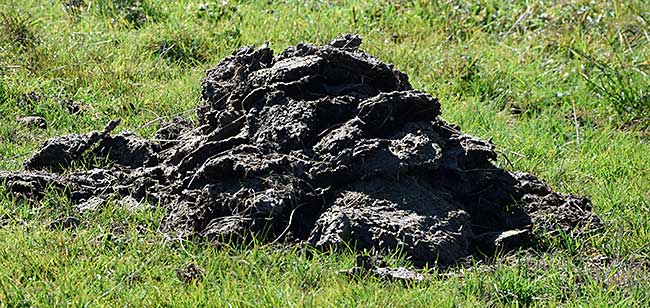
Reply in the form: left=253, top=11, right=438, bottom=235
left=0, top=0, right=648, bottom=306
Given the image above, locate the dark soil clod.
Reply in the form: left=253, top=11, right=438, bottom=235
left=18, top=115, right=47, bottom=129
left=60, top=99, right=82, bottom=114
left=0, top=35, right=602, bottom=267
left=343, top=255, right=426, bottom=283
left=24, top=119, right=121, bottom=172
left=49, top=216, right=81, bottom=230
left=176, top=262, right=206, bottom=283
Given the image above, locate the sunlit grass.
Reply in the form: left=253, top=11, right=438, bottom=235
left=0, top=0, right=648, bottom=306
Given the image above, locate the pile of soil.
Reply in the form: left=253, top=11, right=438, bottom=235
left=0, top=35, right=601, bottom=267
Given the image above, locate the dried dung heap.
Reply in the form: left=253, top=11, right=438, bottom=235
left=1, top=35, right=601, bottom=267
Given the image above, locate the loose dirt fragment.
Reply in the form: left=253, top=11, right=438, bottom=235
left=473, top=229, right=530, bottom=256
left=19, top=91, right=41, bottom=107
left=18, top=115, right=47, bottom=129
left=24, top=119, right=120, bottom=172
left=49, top=216, right=81, bottom=230
left=176, top=262, right=206, bottom=283
left=0, top=35, right=602, bottom=267
left=60, top=99, right=82, bottom=114
left=343, top=255, right=427, bottom=283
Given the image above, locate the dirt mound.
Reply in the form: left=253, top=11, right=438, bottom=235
left=0, top=35, right=601, bottom=267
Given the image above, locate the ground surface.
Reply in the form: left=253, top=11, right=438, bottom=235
left=0, top=0, right=648, bottom=306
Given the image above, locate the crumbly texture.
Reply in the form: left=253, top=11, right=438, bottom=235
left=0, top=35, right=601, bottom=267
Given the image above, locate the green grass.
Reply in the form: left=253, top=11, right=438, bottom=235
left=1, top=0, right=649, bottom=306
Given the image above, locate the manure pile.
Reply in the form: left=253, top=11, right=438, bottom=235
left=1, top=35, right=601, bottom=266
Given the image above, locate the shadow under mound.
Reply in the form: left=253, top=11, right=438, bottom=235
left=0, top=34, right=601, bottom=268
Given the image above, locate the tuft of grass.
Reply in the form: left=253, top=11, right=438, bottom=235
left=0, top=10, right=39, bottom=49
left=195, top=0, right=240, bottom=23
left=147, top=31, right=210, bottom=65
left=493, top=262, right=541, bottom=307
left=581, top=58, right=650, bottom=129
left=95, top=0, right=163, bottom=28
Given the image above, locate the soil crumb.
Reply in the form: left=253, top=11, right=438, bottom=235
left=18, top=115, right=47, bottom=129
left=0, top=35, right=602, bottom=267
left=176, top=262, right=206, bottom=283
left=343, top=255, right=427, bottom=283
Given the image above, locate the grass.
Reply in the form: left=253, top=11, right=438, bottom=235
left=1, top=0, right=649, bottom=306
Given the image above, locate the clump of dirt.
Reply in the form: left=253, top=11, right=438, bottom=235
left=24, top=119, right=120, bottom=172
left=343, top=255, right=427, bottom=283
left=18, top=115, right=47, bottom=129
left=176, top=262, right=206, bottom=283
left=0, top=35, right=602, bottom=267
